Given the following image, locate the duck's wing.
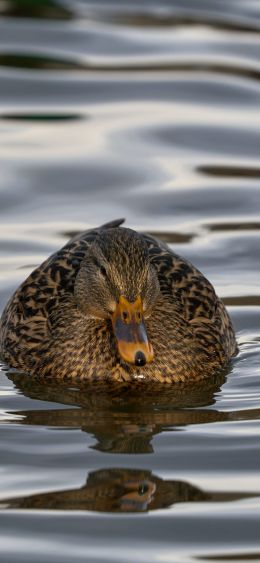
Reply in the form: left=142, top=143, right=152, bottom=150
left=142, top=232, right=217, bottom=321
left=0, top=220, right=126, bottom=368
left=142, top=233, right=237, bottom=358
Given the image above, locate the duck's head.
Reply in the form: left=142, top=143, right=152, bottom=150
left=74, top=228, right=160, bottom=367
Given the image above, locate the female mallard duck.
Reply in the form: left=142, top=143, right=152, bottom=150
left=0, top=219, right=236, bottom=383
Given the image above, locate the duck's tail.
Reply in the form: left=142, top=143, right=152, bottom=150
left=99, top=218, right=125, bottom=230
left=64, top=218, right=125, bottom=246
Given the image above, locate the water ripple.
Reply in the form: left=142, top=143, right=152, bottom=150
left=1, top=0, right=260, bottom=561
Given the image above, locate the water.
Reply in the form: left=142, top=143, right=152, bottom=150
left=0, top=0, right=260, bottom=561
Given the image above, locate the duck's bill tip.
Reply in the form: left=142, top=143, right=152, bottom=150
left=117, top=339, right=154, bottom=366
left=112, top=296, right=154, bottom=366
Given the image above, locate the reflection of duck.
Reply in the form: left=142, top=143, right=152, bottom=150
left=9, top=372, right=228, bottom=454
left=4, top=467, right=256, bottom=513
left=4, top=468, right=208, bottom=512
left=0, top=219, right=236, bottom=382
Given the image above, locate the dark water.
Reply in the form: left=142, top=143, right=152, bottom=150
left=1, top=0, right=260, bottom=561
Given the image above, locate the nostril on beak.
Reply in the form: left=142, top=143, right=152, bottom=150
left=135, top=351, right=146, bottom=367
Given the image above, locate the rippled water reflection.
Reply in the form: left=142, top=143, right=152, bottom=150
left=1, top=1, right=260, bottom=562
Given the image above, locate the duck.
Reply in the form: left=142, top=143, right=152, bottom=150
left=0, top=219, right=237, bottom=383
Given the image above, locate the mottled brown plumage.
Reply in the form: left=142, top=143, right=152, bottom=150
left=0, top=219, right=237, bottom=382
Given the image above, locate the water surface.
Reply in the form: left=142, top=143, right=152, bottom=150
left=0, top=1, right=260, bottom=561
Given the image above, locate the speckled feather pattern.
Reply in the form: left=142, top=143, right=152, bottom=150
left=0, top=220, right=237, bottom=382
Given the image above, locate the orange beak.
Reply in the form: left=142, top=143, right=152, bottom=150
left=112, top=295, right=154, bottom=366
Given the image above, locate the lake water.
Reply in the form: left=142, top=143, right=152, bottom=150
left=0, top=0, right=260, bottom=561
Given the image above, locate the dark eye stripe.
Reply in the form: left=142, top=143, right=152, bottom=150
left=92, top=257, right=100, bottom=269
left=90, top=255, right=107, bottom=277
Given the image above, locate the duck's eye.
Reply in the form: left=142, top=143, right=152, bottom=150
left=100, top=266, right=107, bottom=277
left=138, top=482, right=149, bottom=496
